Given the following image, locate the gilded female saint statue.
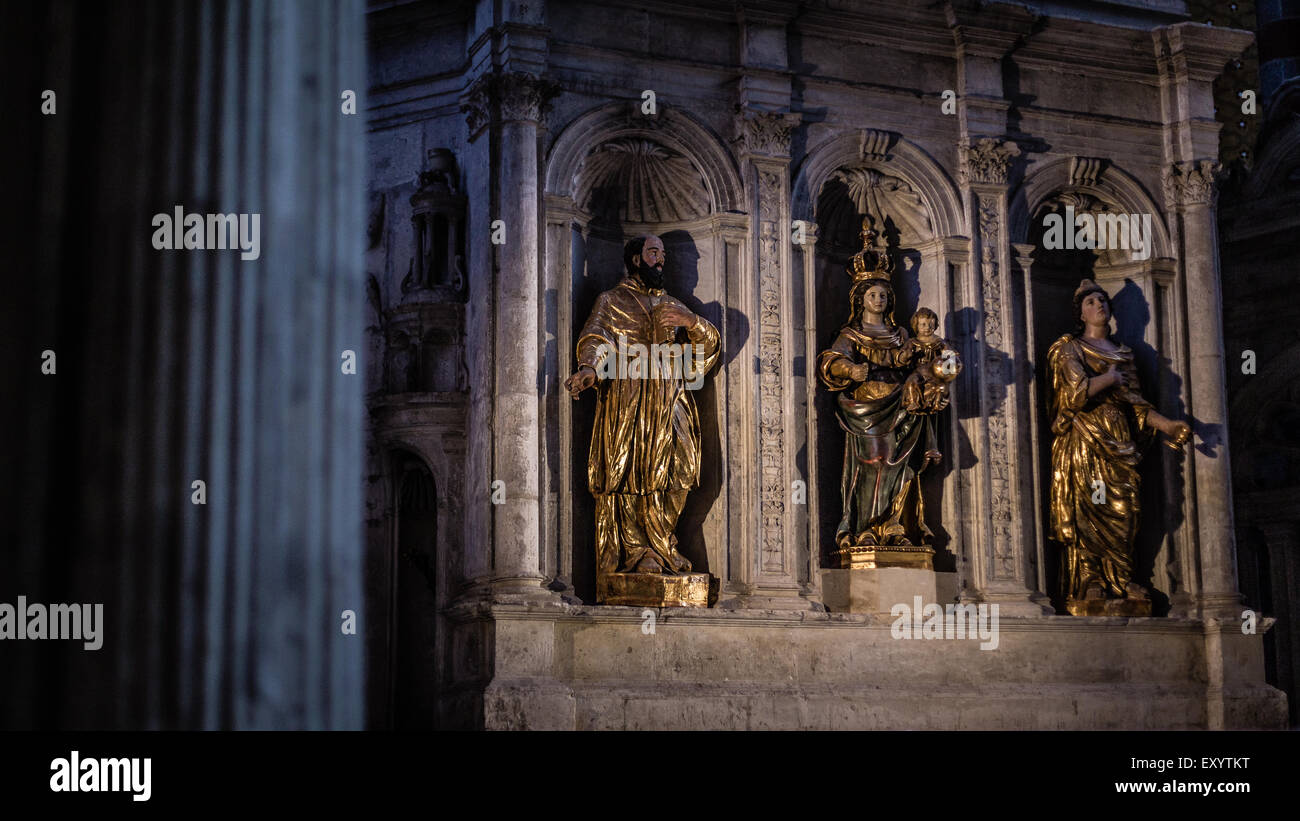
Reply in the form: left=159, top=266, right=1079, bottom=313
left=1047, top=279, right=1191, bottom=616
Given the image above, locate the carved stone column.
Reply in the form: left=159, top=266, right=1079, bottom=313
left=4, top=0, right=368, bottom=729
left=732, top=109, right=816, bottom=610
left=461, top=71, right=559, bottom=600
left=1163, top=160, right=1243, bottom=619
left=959, top=139, right=1053, bottom=615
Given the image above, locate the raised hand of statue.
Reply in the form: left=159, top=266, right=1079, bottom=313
left=565, top=364, right=597, bottom=399
left=652, top=302, right=697, bottom=335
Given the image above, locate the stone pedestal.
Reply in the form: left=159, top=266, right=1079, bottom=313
left=598, top=572, right=712, bottom=608
left=1066, top=598, right=1153, bottom=617
left=821, top=569, right=958, bottom=614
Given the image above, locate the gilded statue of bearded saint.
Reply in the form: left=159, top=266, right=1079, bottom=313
left=1047, top=279, right=1190, bottom=616
left=564, top=235, right=720, bottom=606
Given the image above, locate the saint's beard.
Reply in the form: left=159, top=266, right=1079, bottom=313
left=638, top=259, right=666, bottom=290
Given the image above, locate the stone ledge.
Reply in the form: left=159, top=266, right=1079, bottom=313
left=446, top=605, right=1289, bottom=729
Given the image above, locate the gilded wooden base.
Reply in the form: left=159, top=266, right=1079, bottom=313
left=833, top=544, right=934, bottom=571
left=598, top=572, right=710, bottom=607
left=1064, top=597, right=1152, bottom=617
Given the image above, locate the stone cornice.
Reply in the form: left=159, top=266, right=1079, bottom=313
left=1153, top=23, right=1255, bottom=85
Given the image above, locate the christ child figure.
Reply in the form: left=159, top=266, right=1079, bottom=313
left=902, top=307, right=960, bottom=414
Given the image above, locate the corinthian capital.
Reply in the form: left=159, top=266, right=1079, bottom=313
left=734, top=108, right=801, bottom=158
left=1162, top=159, right=1221, bottom=208
left=959, top=137, right=1021, bottom=186
left=460, top=72, right=561, bottom=139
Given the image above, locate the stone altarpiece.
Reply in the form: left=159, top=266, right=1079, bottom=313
left=363, top=0, right=1286, bottom=730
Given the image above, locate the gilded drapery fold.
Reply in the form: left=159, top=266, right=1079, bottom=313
left=1047, top=334, right=1154, bottom=599
left=576, top=277, right=720, bottom=574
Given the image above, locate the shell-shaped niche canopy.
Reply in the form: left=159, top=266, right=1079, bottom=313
left=577, top=138, right=711, bottom=226
left=817, top=166, right=932, bottom=257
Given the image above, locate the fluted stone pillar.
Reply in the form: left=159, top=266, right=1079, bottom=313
left=1164, top=160, right=1244, bottom=619
left=3, top=0, right=367, bottom=729
left=461, top=71, right=559, bottom=600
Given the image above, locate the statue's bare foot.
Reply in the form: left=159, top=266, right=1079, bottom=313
left=1125, top=582, right=1150, bottom=601
left=1084, top=582, right=1106, bottom=601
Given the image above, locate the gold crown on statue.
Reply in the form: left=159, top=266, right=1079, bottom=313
left=849, top=215, right=895, bottom=282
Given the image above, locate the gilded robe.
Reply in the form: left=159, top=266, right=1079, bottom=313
left=1047, top=333, right=1153, bottom=599
left=817, top=323, right=935, bottom=547
left=575, top=276, right=720, bottom=576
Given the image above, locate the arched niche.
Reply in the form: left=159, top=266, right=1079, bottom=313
left=393, top=453, right=437, bottom=728
left=1010, top=159, right=1184, bottom=614
left=792, top=130, right=967, bottom=570
left=543, top=101, right=746, bottom=604
left=363, top=439, right=454, bottom=729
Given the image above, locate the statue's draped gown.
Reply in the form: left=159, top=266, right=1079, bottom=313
left=1046, top=333, right=1153, bottom=599
left=818, top=323, right=934, bottom=547
left=576, top=277, right=720, bottom=576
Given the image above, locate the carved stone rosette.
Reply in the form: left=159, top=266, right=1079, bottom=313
left=460, top=71, right=561, bottom=140
left=1162, top=159, right=1220, bottom=209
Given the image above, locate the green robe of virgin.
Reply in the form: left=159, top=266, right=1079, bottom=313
left=817, top=323, right=935, bottom=548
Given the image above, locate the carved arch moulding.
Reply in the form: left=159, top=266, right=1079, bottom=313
left=545, top=101, right=745, bottom=215
left=1009, top=156, right=1173, bottom=260
left=792, top=129, right=966, bottom=240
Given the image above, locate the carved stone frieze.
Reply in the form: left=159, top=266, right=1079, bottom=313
left=755, top=168, right=787, bottom=571
left=977, top=196, right=1015, bottom=578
